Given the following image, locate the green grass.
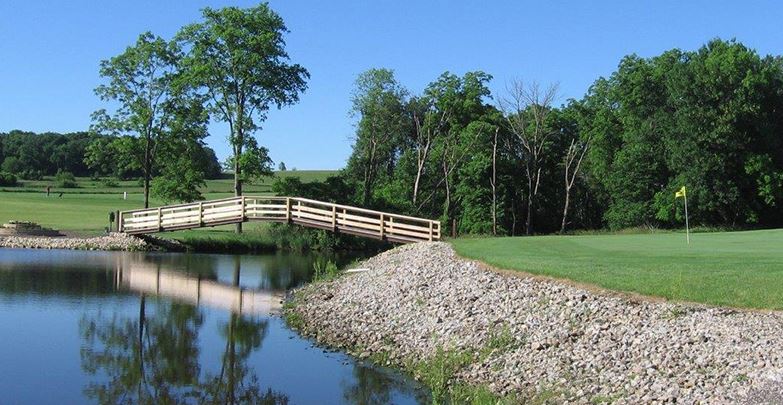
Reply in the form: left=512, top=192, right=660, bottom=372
left=0, top=170, right=337, bottom=235
left=2, top=170, right=338, bottom=194
left=451, top=230, right=783, bottom=310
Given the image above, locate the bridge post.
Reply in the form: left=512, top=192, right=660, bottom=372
left=379, top=213, right=385, bottom=239
left=240, top=196, right=246, bottom=221
left=331, top=205, right=337, bottom=230
left=285, top=198, right=291, bottom=222
left=157, top=207, right=162, bottom=232
left=198, top=202, right=204, bottom=226
left=429, top=221, right=434, bottom=241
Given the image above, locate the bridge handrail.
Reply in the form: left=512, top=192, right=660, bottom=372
left=289, top=197, right=440, bottom=225
left=118, top=195, right=440, bottom=243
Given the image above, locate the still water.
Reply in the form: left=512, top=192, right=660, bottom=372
left=0, top=248, right=431, bottom=405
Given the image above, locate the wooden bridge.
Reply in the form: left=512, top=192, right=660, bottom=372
left=119, top=196, right=441, bottom=243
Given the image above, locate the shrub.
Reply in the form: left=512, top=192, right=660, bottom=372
left=312, top=259, right=340, bottom=281
left=101, top=177, right=119, bottom=187
left=55, top=170, right=78, bottom=188
left=0, top=172, right=17, bottom=186
left=19, top=169, right=43, bottom=180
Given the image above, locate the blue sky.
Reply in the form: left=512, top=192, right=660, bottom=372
left=1, top=1, right=781, bottom=169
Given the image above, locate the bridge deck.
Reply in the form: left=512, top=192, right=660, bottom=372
left=119, top=196, right=441, bottom=243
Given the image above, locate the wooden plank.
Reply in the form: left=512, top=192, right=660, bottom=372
left=383, top=220, right=431, bottom=233
left=245, top=203, right=287, bottom=210
left=119, top=195, right=440, bottom=242
left=337, top=211, right=382, bottom=225
left=292, top=204, right=334, bottom=217
left=386, top=226, right=430, bottom=239
left=246, top=210, right=289, bottom=217
left=337, top=217, right=382, bottom=232
left=290, top=210, right=333, bottom=223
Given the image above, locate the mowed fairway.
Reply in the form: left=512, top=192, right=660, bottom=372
left=0, top=170, right=337, bottom=234
left=451, top=230, right=783, bottom=310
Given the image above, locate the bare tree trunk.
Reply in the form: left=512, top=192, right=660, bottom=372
left=560, top=191, right=570, bottom=233
left=234, top=140, right=243, bottom=234
left=143, top=174, right=150, bottom=209
left=443, top=159, right=450, bottom=225
left=525, top=165, right=534, bottom=235
left=143, top=136, right=152, bottom=209
left=362, top=139, right=378, bottom=206
left=560, top=137, right=590, bottom=233
left=491, top=127, right=498, bottom=235
left=411, top=111, right=437, bottom=206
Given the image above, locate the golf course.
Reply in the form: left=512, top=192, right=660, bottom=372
left=453, top=231, right=783, bottom=310
left=0, top=170, right=335, bottom=233
left=3, top=176, right=781, bottom=311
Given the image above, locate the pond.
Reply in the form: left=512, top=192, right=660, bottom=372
left=0, top=248, right=431, bottom=404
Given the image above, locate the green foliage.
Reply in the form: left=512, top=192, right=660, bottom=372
left=1, top=156, right=22, bottom=174
left=582, top=39, right=783, bottom=229
left=93, top=31, right=209, bottom=207
left=177, top=3, right=309, bottom=197
left=408, top=347, right=473, bottom=403
left=345, top=68, right=409, bottom=206
left=55, top=170, right=78, bottom=188
left=0, top=130, right=95, bottom=176
left=337, top=39, right=783, bottom=236
left=100, top=177, right=119, bottom=188
left=0, top=171, right=17, bottom=186
left=312, top=259, right=340, bottom=281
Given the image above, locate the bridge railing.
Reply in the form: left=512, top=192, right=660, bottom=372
left=119, top=196, right=440, bottom=243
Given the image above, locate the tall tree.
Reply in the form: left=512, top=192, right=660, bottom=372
left=558, top=103, right=590, bottom=233
left=346, top=68, right=409, bottom=206
left=500, top=80, right=559, bottom=235
left=93, top=32, right=202, bottom=208
left=177, top=4, right=309, bottom=232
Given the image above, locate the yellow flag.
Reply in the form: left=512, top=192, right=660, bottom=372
left=675, top=186, right=686, bottom=199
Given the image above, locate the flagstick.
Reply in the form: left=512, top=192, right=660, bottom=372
left=683, top=193, right=690, bottom=245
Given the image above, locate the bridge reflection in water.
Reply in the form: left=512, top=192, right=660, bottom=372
left=114, top=258, right=285, bottom=315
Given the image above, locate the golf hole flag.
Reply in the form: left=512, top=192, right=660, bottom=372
left=675, top=186, right=686, bottom=199
left=675, top=186, right=689, bottom=244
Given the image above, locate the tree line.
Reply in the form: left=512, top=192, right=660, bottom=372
left=0, top=130, right=222, bottom=186
left=312, top=38, right=783, bottom=236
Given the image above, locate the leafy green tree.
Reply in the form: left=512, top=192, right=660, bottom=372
left=581, top=39, right=783, bottom=229
left=177, top=3, right=309, bottom=232
left=93, top=32, right=206, bottom=208
left=346, top=68, right=409, bottom=206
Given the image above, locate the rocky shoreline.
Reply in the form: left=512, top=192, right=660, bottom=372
left=0, top=233, right=159, bottom=251
left=287, top=242, right=783, bottom=404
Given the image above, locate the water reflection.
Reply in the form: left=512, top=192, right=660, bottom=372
left=116, top=258, right=284, bottom=316
left=80, top=299, right=204, bottom=404
left=0, top=248, right=429, bottom=404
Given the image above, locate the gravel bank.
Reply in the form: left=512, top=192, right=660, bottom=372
left=288, top=242, right=783, bottom=404
left=0, top=233, right=155, bottom=251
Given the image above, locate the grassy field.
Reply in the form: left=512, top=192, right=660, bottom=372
left=451, top=230, right=783, bottom=310
left=0, top=170, right=337, bottom=234
left=2, top=170, right=337, bottom=194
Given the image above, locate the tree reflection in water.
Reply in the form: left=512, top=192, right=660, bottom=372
left=80, top=258, right=289, bottom=405
left=342, top=362, right=431, bottom=405
left=80, top=297, right=203, bottom=404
